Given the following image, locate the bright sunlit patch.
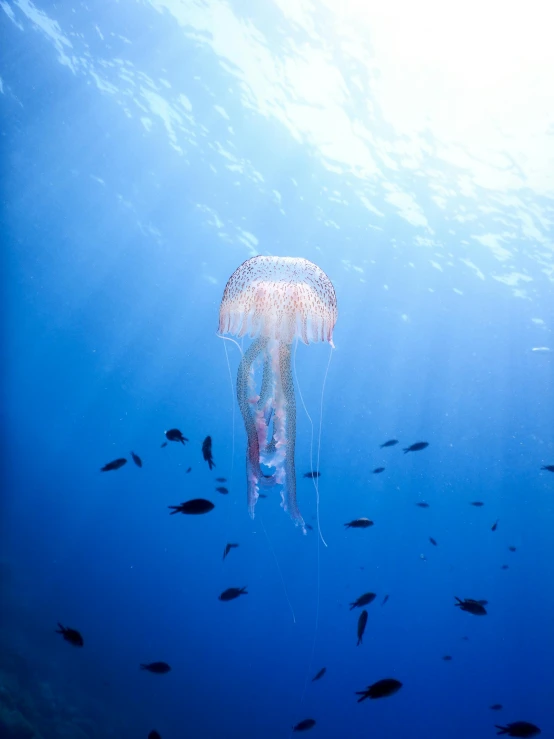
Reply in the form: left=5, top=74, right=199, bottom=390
left=8, top=0, right=554, bottom=285
left=316, top=0, right=553, bottom=196
left=335, top=0, right=552, bottom=93
left=341, top=4, right=550, bottom=117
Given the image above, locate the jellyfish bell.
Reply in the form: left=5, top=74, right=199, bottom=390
left=218, top=256, right=337, bottom=530
left=219, top=255, right=337, bottom=346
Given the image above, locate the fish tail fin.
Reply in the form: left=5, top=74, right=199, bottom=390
left=355, top=692, right=368, bottom=702
left=56, top=623, right=64, bottom=633
left=357, top=637, right=362, bottom=646
left=495, top=727, right=508, bottom=735
left=139, top=664, right=147, bottom=670
left=168, top=507, right=178, bottom=514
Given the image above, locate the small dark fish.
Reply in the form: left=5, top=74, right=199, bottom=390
left=216, top=486, right=229, bottom=495
left=186, top=466, right=192, bottom=473
left=501, top=564, right=509, bottom=570
left=442, top=655, right=452, bottom=661
left=461, top=636, right=469, bottom=641
left=148, top=732, right=161, bottom=739
left=490, top=705, right=503, bottom=711
left=165, top=428, right=188, bottom=445
left=454, top=597, right=487, bottom=615
left=492, top=519, right=499, bottom=531
left=403, top=441, right=429, bottom=454
left=161, top=442, right=168, bottom=448
left=312, top=667, right=326, bottom=682
left=540, top=465, right=554, bottom=472
left=350, top=592, right=376, bottom=610
left=429, top=536, right=438, bottom=546
left=372, top=467, right=385, bottom=474
left=140, top=662, right=171, bottom=674
left=305, top=523, right=314, bottom=531
left=495, top=721, right=541, bottom=737
left=381, top=594, right=389, bottom=606
left=292, top=719, right=316, bottom=732
left=356, top=678, right=402, bottom=702
left=470, top=501, right=485, bottom=507
left=416, top=502, right=430, bottom=508
left=131, top=451, right=142, bottom=468
left=357, top=610, right=368, bottom=646
left=219, top=587, right=247, bottom=602
left=216, top=477, right=227, bottom=482
left=168, top=499, right=214, bottom=515
left=223, top=543, right=239, bottom=560
left=380, top=439, right=399, bottom=448
left=344, top=518, right=373, bottom=529
left=202, top=435, right=216, bottom=470
left=258, top=493, right=268, bottom=498
left=100, top=457, right=127, bottom=472
left=303, top=471, right=321, bottom=478
left=508, top=546, right=517, bottom=552
left=56, top=624, right=84, bottom=647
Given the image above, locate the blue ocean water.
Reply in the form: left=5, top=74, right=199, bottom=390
left=1, top=1, right=553, bottom=738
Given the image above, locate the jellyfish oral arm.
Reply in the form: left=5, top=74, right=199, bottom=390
left=236, top=337, right=269, bottom=517
left=275, top=341, right=304, bottom=529
left=236, top=336, right=305, bottom=531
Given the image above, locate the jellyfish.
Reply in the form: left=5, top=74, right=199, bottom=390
left=218, top=256, right=337, bottom=531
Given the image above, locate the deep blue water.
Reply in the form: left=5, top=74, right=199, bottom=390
left=2, top=1, right=553, bottom=738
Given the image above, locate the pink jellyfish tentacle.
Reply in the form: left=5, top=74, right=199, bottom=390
left=272, top=340, right=305, bottom=532
left=258, top=340, right=285, bottom=476
left=236, top=337, right=275, bottom=518
left=257, top=352, right=277, bottom=455
left=256, top=351, right=276, bottom=453
left=254, top=348, right=280, bottom=489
